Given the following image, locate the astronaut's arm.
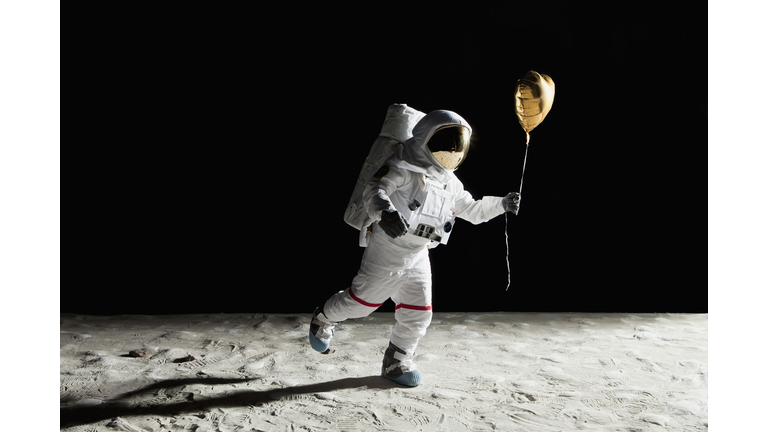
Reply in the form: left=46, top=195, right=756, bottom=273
left=360, top=164, right=411, bottom=239
left=453, top=189, right=506, bottom=225
left=361, top=164, right=407, bottom=222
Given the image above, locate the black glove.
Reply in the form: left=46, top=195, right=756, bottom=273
left=503, top=192, right=521, bottom=215
left=379, top=209, right=409, bottom=238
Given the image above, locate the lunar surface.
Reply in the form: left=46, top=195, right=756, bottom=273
left=60, top=312, right=707, bottom=431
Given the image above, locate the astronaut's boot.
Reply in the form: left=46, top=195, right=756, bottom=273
left=381, top=342, right=422, bottom=387
left=309, top=307, right=337, bottom=354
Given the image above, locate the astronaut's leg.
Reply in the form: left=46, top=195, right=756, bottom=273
left=382, top=270, right=432, bottom=386
left=390, top=252, right=433, bottom=354
left=309, top=271, right=394, bottom=353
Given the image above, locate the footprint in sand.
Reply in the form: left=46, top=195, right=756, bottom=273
left=636, top=356, right=664, bottom=373
left=450, top=325, right=480, bottom=338
left=511, top=391, right=537, bottom=403
left=678, top=359, right=704, bottom=369
left=307, top=363, right=335, bottom=372
left=539, top=365, right=571, bottom=381
left=161, top=330, right=201, bottom=340
left=542, top=354, right=568, bottom=363
left=668, top=399, right=701, bottom=415
left=569, top=317, right=597, bottom=326
left=641, top=413, right=670, bottom=426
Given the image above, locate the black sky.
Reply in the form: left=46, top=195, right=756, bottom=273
left=70, top=5, right=705, bottom=315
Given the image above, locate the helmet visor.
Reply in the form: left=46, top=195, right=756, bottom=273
left=427, top=125, right=471, bottom=170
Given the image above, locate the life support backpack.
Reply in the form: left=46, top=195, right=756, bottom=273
left=343, top=103, right=426, bottom=230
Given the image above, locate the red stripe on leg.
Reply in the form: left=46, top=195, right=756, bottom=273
left=395, top=304, right=433, bottom=311
left=349, top=289, right=384, bottom=308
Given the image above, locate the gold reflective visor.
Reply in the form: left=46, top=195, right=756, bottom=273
left=426, top=125, right=471, bottom=170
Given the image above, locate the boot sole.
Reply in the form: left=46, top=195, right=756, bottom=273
left=308, top=331, right=334, bottom=354
left=381, top=366, right=422, bottom=387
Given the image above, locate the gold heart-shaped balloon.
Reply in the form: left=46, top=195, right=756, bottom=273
left=514, top=70, right=555, bottom=144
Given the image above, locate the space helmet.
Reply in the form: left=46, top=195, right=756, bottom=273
left=425, top=124, right=471, bottom=171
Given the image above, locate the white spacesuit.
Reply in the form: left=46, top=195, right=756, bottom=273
left=310, top=109, right=520, bottom=387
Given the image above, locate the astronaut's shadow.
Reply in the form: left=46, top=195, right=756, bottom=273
left=60, top=375, right=402, bottom=428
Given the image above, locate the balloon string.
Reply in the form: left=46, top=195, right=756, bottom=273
left=507, top=138, right=530, bottom=291
left=519, top=141, right=529, bottom=194
left=505, top=212, right=510, bottom=291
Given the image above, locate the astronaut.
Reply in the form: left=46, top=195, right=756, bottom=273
left=309, top=109, right=521, bottom=387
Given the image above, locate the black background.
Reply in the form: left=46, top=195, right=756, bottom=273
left=69, top=5, right=705, bottom=315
